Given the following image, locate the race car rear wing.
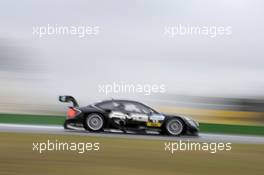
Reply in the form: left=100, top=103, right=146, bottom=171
left=59, top=95, right=79, bottom=107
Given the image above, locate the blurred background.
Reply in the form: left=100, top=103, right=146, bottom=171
left=1, top=1, right=264, bottom=175
left=0, top=0, right=264, bottom=126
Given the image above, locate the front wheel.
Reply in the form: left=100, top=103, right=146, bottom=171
left=164, top=118, right=184, bottom=136
left=84, top=113, right=105, bottom=132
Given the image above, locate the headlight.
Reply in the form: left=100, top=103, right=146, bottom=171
left=183, top=116, right=192, bottom=121
left=183, top=116, right=199, bottom=127
left=194, top=120, right=199, bottom=127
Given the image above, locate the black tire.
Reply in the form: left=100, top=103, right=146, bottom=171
left=84, top=113, right=105, bottom=132
left=164, top=118, right=185, bottom=136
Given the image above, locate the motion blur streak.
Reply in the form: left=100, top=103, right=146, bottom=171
left=0, top=133, right=263, bottom=175
left=0, top=1, right=264, bottom=175
left=0, top=0, right=264, bottom=126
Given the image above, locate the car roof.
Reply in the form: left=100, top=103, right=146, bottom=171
left=94, top=99, right=159, bottom=113
left=99, top=99, right=142, bottom=104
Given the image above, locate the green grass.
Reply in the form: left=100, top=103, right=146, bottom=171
left=0, top=113, right=64, bottom=125
left=200, top=123, right=264, bottom=136
left=1, top=113, right=264, bottom=135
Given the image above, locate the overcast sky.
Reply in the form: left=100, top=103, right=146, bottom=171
left=0, top=0, right=264, bottom=107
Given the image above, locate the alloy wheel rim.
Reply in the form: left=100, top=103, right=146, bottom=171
left=87, top=114, right=103, bottom=130
left=166, top=119, right=183, bottom=135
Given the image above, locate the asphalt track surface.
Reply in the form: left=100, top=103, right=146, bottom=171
left=0, top=123, right=264, bottom=144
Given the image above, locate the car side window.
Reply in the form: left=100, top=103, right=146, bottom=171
left=122, top=102, right=152, bottom=114
left=96, top=101, right=120, bottom=110
left=123, top=103, right=141, bottom=113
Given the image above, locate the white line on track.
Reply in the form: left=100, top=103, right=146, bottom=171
left=0, top=123, right=264, bottom=144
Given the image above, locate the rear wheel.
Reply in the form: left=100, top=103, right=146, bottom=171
left=84, top=113, right=104, bottom=132
left=164, top=118, right=184, bottom=136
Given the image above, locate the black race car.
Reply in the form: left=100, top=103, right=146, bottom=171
left=59, top=96, right=199, bottom=136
